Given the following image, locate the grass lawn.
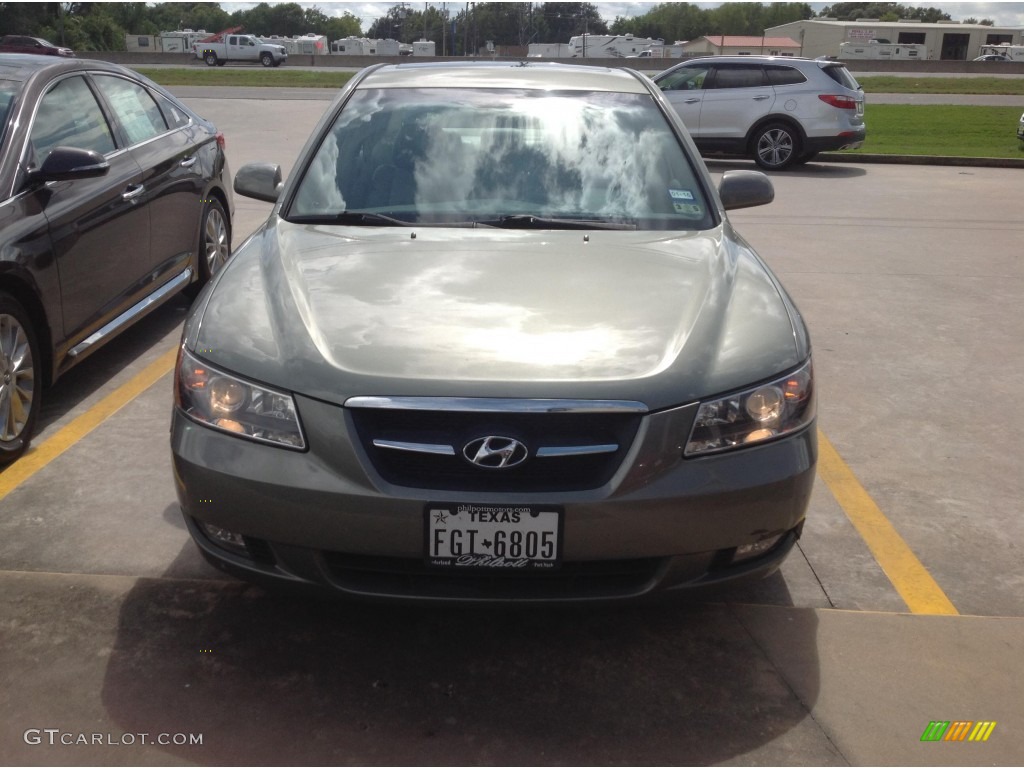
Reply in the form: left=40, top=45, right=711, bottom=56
left=846, top=104, right=1024, bottom=158
left=135, top=69, right=1024, bottom=96
left=136, top=67, right=355, bottom=88
left=134, top=67, right=1024, bottom=159
left=856, top=76, right=1024, bottom=95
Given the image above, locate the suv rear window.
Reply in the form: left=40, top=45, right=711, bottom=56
left=821, top=63, right=860, bottom=90
left=765, top=65, right=807, bottom=86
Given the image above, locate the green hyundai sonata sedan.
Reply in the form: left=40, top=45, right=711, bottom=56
left=171, top=61, right=816, bottom=602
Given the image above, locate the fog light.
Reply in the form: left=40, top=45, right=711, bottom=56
left=734, top=534, right=784, bottom=563
left=215, top=418, right=246, bottom=433
left=202, top=522, right=246, bottom=550
left=743, top=428, right=776, bottom=443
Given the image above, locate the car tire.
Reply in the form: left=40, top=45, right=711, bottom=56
left=752, top=123, right=800, bottom=170
left=204, top=52, right=218, bottom=67
left=0, top=293, right=42, bottom=466
left=195, top=197, right=231, bottom=290
left=793, top=151, right=818, bottom=166
left=261, top=53, right=274, bottom=67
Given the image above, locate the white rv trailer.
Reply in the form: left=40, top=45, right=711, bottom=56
left=839, top=40, right=928, bottom=60
left=568, top=33, right=663, bottom=58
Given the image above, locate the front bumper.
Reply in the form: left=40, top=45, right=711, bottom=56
left=171, top=396, right=817, bottom=603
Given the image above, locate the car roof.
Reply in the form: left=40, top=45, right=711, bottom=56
left=674, top=55, right=827, bottom=66
left=357, top=61, right=651, bottom=93
left=0, top=54, right=129, bottom=83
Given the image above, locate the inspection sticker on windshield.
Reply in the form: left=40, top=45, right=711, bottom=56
left=425, top=503, right=562, bottom=570
left=669, top=189, right=702, bottom=217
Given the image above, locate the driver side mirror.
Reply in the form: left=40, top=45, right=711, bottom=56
left=28, top=146, right=109, bottom=183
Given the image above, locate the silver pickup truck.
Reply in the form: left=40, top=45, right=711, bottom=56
left=195, top=34, right=287, bottom=67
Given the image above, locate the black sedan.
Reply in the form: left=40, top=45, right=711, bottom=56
left=0, top=55, right=233, bottom=464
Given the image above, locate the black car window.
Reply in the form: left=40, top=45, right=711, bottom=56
left=707, top=65, right=768, bottom=89
left=153, top=92, right=191, bottom=129
left=0, top=81, right=16, bottom=147
left=93, top=75, right=168, bottom=146
left=657, top=65, right=710, bottom=92
left=764, top=65, right=807, bottom=86
left=30, top=75, right=115, bottom=164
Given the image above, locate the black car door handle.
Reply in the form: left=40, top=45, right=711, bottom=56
left=121, top=184, right=145, bottom=202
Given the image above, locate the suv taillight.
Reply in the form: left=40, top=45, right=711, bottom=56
left=216, top=132, right=226, bottom=150
left=819, top=94, right=858, bottom=110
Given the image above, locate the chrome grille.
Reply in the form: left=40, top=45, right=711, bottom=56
left=347, top=398, right=645, bottom=492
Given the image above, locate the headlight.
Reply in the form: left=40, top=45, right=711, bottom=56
left=684, top=359, right=814, bottom=456
left=175, top=347, right=306, bottom=449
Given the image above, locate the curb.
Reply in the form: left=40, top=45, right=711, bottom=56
left=820, top=152, right=1024, bottom=168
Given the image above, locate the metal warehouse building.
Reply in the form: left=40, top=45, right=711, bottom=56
left=765, top=19, right=1023, bottom=60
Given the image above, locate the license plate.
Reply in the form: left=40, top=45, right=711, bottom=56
left=425, top=503, right=562, bottom=570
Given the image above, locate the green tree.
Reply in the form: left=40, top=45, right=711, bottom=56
left=0, top=2, right=63, bottom=39
left=817, top=3, right=951, bottom=23
left=610, top=3, right=709, bottom=41
left=538, top=3, right=608, bottom=42
left=78, top=10, right=126, bottom=50
left=322, top=11, right=362, bottom=41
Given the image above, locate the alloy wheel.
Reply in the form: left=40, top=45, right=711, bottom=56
left=204, top=204, right=230, bottom=276
left=0, top=313, right=35, bottom=442
left=755, top=127, right=796, bottom=169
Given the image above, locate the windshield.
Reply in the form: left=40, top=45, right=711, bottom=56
left=287, top=87, right=714, bottom=230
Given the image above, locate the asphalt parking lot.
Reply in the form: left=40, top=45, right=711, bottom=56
left=1, top=88, right=1022, bottom=766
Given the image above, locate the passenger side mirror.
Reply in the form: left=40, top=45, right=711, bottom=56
left=234, top=162, right=283, bottom=203
left=718, top=170, right=774, bottom=211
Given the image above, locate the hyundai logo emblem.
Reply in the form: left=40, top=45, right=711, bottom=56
left=463, top=436, right=529, bottom=469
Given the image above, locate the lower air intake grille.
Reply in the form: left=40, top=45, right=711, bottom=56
left=321, top=552, right=665, bottom=600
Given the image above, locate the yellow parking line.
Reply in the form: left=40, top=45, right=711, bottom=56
left=816, top=429, right=958, bottom=616
left=0, top=347, right=178, bottom=502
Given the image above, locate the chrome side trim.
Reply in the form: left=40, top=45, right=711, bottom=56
left=536, top=444, right=619, bottom=458
left=347, top=397, right=648, bottom=414
left=372, top=440, right=456, bottom=456
left=68, top=268, right=192, bottom=358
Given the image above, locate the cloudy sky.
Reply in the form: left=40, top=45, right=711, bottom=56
left=218, top=1, right=1024, bottom=29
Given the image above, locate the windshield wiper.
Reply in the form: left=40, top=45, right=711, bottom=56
left=329, top=211, right=415, bottom=226
left=289, top=212, right=484, bottom=228
left=475, top=215, right=637, bottom=231
left=287, top=211, right=415, bottom=226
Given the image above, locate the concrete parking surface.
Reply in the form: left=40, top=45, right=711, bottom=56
left=0, top=88, right=1022, bottom=766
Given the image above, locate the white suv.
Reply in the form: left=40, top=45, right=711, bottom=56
left=654, top=56, right=866, bottom=169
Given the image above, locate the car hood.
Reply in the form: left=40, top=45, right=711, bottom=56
left=191, top=220, right=806, bottom=410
